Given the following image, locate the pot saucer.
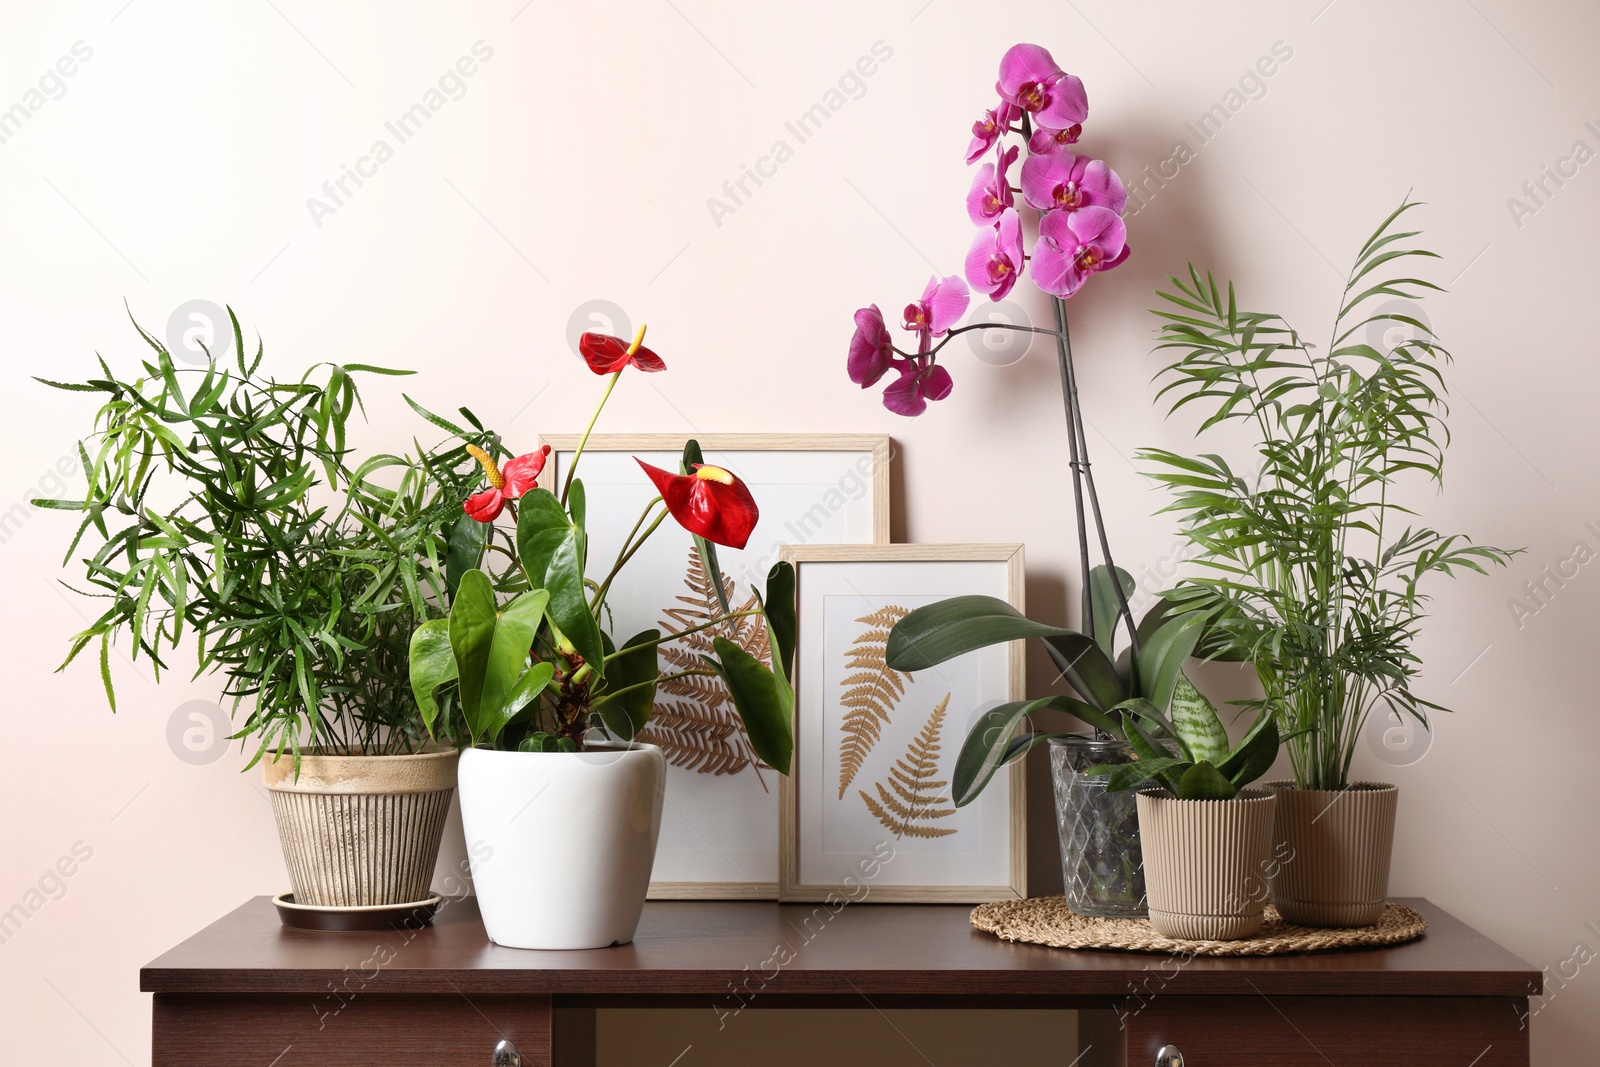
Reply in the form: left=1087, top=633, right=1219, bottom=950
left=272, top=892, right=444, bottom=932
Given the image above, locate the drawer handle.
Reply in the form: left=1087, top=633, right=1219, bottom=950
left=493, top=1039, right=522, bottom=1066
left=1156, top=1045, right=1184, bottom=1067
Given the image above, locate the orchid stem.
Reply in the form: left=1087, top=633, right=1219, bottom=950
left=897, top=322, right=1064, bottom=360
left=1052, top=298, right=1096, bottom=646
left=1055, top=305, right=1140, bottom=660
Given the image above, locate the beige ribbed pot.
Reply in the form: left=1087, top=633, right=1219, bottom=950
left=1266, top=780, right=1397, bottom=927
left=263, top=747, right=458, bottom=907
left=1136, top=788, right=1278, bottom=940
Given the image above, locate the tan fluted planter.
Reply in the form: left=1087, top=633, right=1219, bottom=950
left=1266, top=780, right=1397, bottom=927
left=263, top=747, right=458, bottom=907
left=1136, top=788, right=1278, bottom=940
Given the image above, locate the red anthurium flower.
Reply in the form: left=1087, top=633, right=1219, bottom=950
left=635, top=459, right=760, bottom=550
left=579, top=331, right=667, bottom=375
left=463, top=443, right=550, bottom=522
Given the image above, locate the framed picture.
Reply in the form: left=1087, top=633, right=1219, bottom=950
left=537, top=434, right=891, bottom=899
left=778, top=544, right=1027, bottom=903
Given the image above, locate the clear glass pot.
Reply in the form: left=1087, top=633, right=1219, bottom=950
left=1049, top=735, right=1154, bottom=918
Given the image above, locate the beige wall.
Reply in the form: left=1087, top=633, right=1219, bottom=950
left=1, top=0, right=1594, bottom=1062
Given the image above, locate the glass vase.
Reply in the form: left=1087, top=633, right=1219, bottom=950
left=1049, top=735, right=1153, bottom=918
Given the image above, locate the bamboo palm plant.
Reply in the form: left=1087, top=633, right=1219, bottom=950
left=1143, top=199, right=1517, bottom=790
left=34, top=309, right=479, bottom=765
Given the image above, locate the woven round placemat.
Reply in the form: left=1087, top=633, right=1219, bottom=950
left=970, top=897, right=1426, bottom=957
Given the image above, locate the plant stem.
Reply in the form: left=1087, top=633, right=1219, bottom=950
left=590, top=510, right=668, bottom=614
left=1057, top=307, right=1140, bottom=659
left=893, top=322, right=1065, bottom=360
left=589, top=668, right=719, bottom=710
left=605, top=609, right=765, bottom=659
left=561, top=367, right=625, bottom=506
left=1051, top=298, right=1096, bottom=641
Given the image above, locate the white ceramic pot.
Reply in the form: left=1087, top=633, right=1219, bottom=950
left=459, top=741, right=666, bottom=950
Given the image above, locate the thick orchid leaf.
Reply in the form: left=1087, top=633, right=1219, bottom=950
left=1041, top=631, right=1126, bottom=711
left=887, top=596, right=1072, bottom=672
left=949, top=696, right=1061, bottom=807
left=1083, top=565, right=1135, bottom=655
left=1135, top=611, right=1206, bottom=712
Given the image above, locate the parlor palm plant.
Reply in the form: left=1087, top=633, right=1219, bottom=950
left=1144, top=199, right=1515, bottom=791
left=1141, top=200, right=1517, bottom=925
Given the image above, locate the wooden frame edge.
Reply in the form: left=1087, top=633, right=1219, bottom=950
left=778, top=543, right=1028, bottom=903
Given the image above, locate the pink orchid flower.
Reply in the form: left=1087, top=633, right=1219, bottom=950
left=965, top=101, right=1019, bottom=164
left=966, top=145, right=1019, bottom=226
left=847, top=304, right=896, bottom=388
left=902, top=275, right=970, bottom=353
left=1020, top=153, right=1127, bottom=215
left=996, top=44, right=1087, bottom=132
left=964, top=209, right=1025, bottom=302
left=1027, top=122, right=1083, bottom=155
left=882, top=357, right=954, bottom=417
left=1030, top=206, right=1130, bottom=298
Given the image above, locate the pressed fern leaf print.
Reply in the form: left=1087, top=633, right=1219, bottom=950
left=837, top=605, right=912, bottom=798
left=639, top=548, right=772, bottom=784
left=859, top=693, right=958, bottom=839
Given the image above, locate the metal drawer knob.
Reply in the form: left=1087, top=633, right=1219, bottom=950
left=493, top=1039, right=522, bottom=1066
left=1156, top=1045, right=1184, bottom=1067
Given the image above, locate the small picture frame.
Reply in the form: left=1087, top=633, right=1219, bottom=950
left=778, top=544, right=1027, bottom=903
left=537, top=434, right=891, bottom=899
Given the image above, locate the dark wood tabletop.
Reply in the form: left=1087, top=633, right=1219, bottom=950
left=141, top=895, right=1539, bottom=1002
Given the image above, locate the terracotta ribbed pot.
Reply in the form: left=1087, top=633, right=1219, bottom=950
left=1266, top=780, right=1397, bottom=927
left=263, top=747, right=458, bottom=907
left=1136, top=788, right=1278, bottom=940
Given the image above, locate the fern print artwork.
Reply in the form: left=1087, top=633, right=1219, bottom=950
left=639, top=548, right=772, bottom=783
left=836, top=605, right=912, bottom=798
left=859, top=694, right=958, bottom=839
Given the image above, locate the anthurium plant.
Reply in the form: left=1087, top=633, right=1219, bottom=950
left=406, top=326, right=796, bottom=770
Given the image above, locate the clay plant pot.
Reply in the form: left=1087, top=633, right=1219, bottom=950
left=1135, top=787, right=1278, bottom=940
left=1266, top=781, right=1398, bottom=927
left=459, top=741, right=665, bottom=950
left=263, top=747, right=458, bottom=908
